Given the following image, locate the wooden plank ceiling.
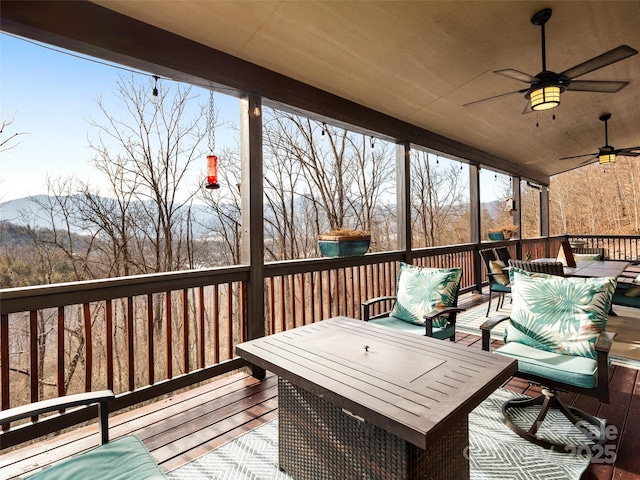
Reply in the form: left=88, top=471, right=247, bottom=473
left=10, top=1, right=640, bottom=180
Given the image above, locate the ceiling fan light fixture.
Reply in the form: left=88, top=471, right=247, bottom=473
left=530, top=86, right=560, bottom=111
left=598, top=146, right=616, bottom=165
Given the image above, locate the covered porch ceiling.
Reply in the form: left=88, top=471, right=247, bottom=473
left=2, top=1, right=640, bottom=184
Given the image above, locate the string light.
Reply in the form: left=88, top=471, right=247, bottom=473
left=322, top=122, right=327, bottom=139
left=151, top=75, right=159, bottom=105
left=370, top=136, right=375, bottom=149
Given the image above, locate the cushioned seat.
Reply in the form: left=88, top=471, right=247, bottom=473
left=362, top=262, right=464, bottom=341
left=28, top=435, right=166, bottom=480
left=368, top=315, right=455, bottom=340
left=480, top=267, right=616, bottom=451
left=0, top=391, right=167, bottom=480
left=492, top=342, right=598, bottom=389
left=613, top=283, right=640, bottom=308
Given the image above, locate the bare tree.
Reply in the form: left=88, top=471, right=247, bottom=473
left=198, top=146, right=243, bottom=265
left=86, top=74, right=207, bottom=273
left=411, top=152, right=467, bottom=247
left=0, top=113, right=27, bottom=153
left=262, top=109, right=394, bottom=259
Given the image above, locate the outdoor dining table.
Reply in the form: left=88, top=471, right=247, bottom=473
left=235, top=316, right=517, bottom=480
left=532, top=259, right=630, bottom=278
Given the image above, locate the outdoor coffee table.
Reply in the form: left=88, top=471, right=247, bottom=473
left=236, top=316, right=517, bottom=480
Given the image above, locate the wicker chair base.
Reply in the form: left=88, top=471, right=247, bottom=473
left=278, top=378, right=470, bottom=480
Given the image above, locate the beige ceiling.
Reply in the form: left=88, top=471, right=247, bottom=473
left=92, top=1, right=640, bottom=180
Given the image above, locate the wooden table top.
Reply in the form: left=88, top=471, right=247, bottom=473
left=236, top=316, right=517, bottom=449
left=533, top=259, right=630, bottom=278
left=564, top=260, right=630, bottom=278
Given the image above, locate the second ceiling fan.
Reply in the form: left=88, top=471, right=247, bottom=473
left=559, top=114, right=640, bottom=166
left=463, top=8, right=638, bottom=113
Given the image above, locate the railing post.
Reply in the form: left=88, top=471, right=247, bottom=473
left=396, top=142, right=412, bottom=265
left=240, top=93, right=266, bottom=379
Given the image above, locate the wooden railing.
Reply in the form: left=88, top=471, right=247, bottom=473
left=567, top=235, right=640, bottom=261
left=6, top=233, right=628, bottom=448
left=0, top=267, right=250, bottom=448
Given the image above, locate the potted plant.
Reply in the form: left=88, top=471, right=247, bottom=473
left=487, top=224, right=518, bottom=241
left=501, top=224, right=518, bottom=240
left=318, top=228, right=371, bottom=257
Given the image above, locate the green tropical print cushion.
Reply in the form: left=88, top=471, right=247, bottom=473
left=390, top=263, right=462, bottom=327
left=505, top=269, right=616, bottom=359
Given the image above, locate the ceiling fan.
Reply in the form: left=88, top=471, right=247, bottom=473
left=559, top=113, right=640, bottom=165
left=463, top=8, right=638, bottom=112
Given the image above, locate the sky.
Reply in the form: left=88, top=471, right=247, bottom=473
left=0, top=33, right=238, bottom=204
left=1, top=32, right=502, bottom=206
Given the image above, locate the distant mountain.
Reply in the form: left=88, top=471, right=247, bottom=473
left=0, top=195, right=224, bottom=238
left=0, top=196, right=51, bottom=224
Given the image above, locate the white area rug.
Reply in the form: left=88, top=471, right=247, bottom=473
left=168, top=388, right=592, bottom=480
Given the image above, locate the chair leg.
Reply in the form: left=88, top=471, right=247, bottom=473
left=486, top=290, right=493, bottom=317
left=501, top=388, right=607, bottom=452
left=496, top=292, right=504, bottom=312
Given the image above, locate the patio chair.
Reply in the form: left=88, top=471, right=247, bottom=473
left=508, top=259, right=565, bottom=276
left=573, top=247, right=606, bottom=261
left=361, top=262, right=464, bottom=341
left=493, top=246, right=512, bottom=265
left=0, top=391, right=167, bottom=479
left=480, top=267, right=616, bottom=451
left=479, top=248, right=511, bottom=316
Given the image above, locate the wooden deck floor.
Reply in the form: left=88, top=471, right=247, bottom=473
left=2, top=293, right=639, bottom=480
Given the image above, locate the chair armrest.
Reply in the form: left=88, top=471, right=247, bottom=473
left=595, top=330, right=616, bottom=353
left=423, top=307, right=466, bottom=337
left=480, top=315, right=510, bottom=351
left=595, top=331, right=616, bottom=403
left=423, top=307, right=466, bottom=321
left=361, top=296, right=397, bottom=322
left=0, top=390, right=115, bottom=445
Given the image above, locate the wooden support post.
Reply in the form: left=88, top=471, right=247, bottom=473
left=396, top=142, right=412, bottom=264
left=540, top=186, right=550, bottom=257
left=240, top=94, right=266, bottom=379
left=469, top=165, right=482, bottom=293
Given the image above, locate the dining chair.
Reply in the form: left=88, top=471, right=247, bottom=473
left=508, top=259, right=565, bottom=276
left=479, top=249, right=511, bottom=316
left=572, top=247, right=606, bottom=261
left=361, top=262, right=464, bottom=341
left=481, top=267, right=616, bottom=451
left=493, top=246, right=512, bottom=265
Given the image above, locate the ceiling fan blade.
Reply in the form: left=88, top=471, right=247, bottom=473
left=567, top=80, right=629, bottom=93
left=559, top=152, right=598, bottom=161
left=522, top=100, right=533, bottom=115
left=617, top=147, right=640, bottom=156
left=462, top=89, right=528, bottom=107
left=579, top=157, right=599, bottom=167
left=493, top=69, right=539, bottom=83
left=560, top=45, right=639, bottom=79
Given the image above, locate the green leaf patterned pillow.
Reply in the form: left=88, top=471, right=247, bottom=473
left=390, top=263, right=462, bottom=327
left=505, top=269, right=616, bottom=359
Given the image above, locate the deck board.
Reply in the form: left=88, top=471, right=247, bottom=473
left=1, top=293, right=639, bottom=480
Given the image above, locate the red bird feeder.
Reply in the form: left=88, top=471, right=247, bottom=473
left=205, top=155, right=220, bottom=189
